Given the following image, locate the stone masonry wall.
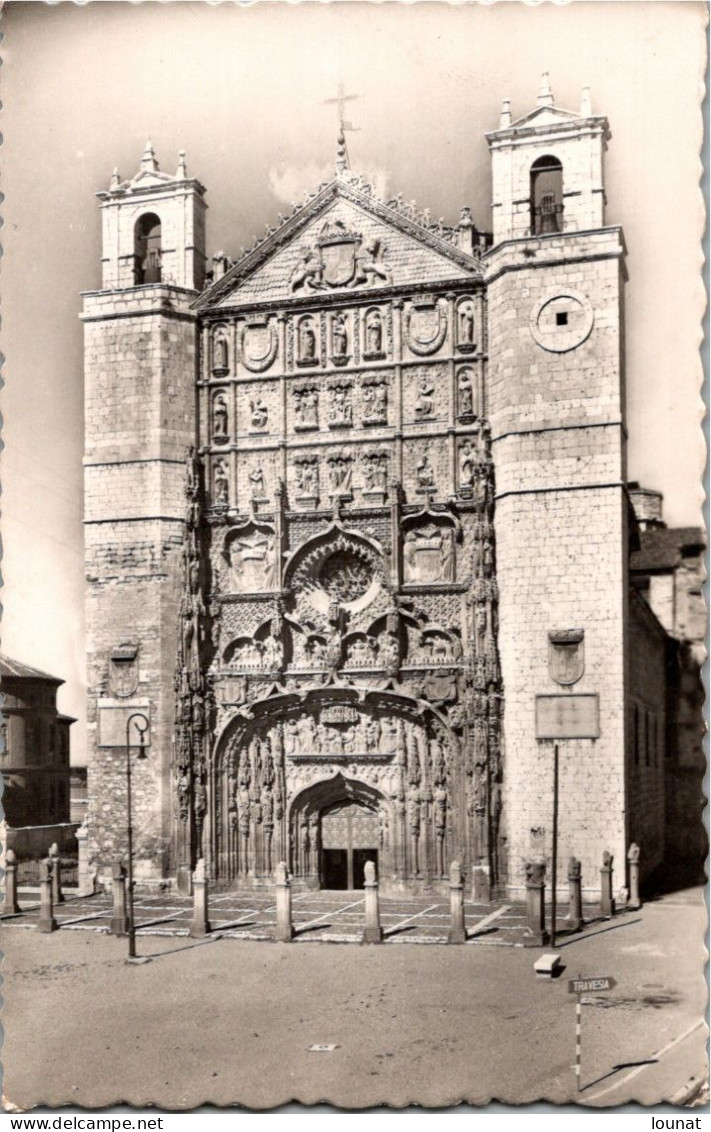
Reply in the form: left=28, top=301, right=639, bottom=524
left=485, top=228, right=629, bottom=900
left=83, top=286, right=197, bottom=880
left=627, top=591, right=667, bottom=880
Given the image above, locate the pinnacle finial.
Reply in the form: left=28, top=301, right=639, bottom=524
left=110, top=167, right=120, bottom=190
left=177, top=149, right=187, bottom=180
left=580, top=85, right=592, bottom=116
left=141, top=139, right=159, bottom=172
left=499, top=98, right=512, bottom=129
left=537, top=71, right=554, bottom=108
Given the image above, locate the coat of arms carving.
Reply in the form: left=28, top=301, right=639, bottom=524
left=290, top=220, right=393, bottom=293
left=109, top=644, right=139, bottom=698
left=548, top=628, right=585, bottom=686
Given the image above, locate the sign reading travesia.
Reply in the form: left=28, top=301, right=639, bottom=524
left=568, top=976, right=617, bottom=995
left=535, top=694, right=600, bottom=739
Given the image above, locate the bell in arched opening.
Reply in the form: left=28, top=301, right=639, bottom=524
left=530, top=156, right=563, bottom=235
left=134, top=212, right=162, bottom=284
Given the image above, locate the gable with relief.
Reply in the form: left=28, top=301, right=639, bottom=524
left=207, top=193, right=478, bottom=310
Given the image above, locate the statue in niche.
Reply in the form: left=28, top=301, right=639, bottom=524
left=250, top=397, right=268, bottom=430
left=284, top=718, right=298, bottom=757
left=365, top=310, right=383, bottom=356
left=430, top=736, right=446, bottom=783
left=414, top=375, right=435, bottom=418
left=459, top=441, right=475, bottom=486
left=458, top=370, right=474, bottom=417
left=295, top=387, right=319, bottom=429
left=249, top=466, right=266, bottom=500
left=342, top=727, right=356, bottom=755
left=458, top=303, right=475, bottom=346
left=416, top=453, right=435, bottom=490
left=365, top=717, right=381, bottom=752
left=441, top=527, right=455, bottom=582
left=213, top=392, right=229, bottom=441
left=299, top=320, right=317, bottom=363
left=213, top=331, right=228, bottom=373
left=329, top=385, right=353, bottom=426
left=332, top=314, right=348, bottom=359
left=226, top=529, right=276, bottom=592
left=363, top=455, right=388, bottom=492
left=380, top=632, right=399, bottom=669
left=263, top=634, right=283, bottom=671
left=374, top=385, right=387, bottom=418
left=297, top=714, right=316, bottom=750
left=213, top=459, right=230, bottom=505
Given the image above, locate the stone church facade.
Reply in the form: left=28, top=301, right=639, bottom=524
left=83, top=79, right=666, bottom=900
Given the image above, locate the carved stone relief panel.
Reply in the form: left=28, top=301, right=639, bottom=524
left=292, top=381, right=320, bottom=432
left=404, top=363, right=448, bottom=425
left=327, top=378, right=354, bottom=429
left=359, top=369, right=392, bottom=427
left=239, top=380, right=279, bottom=437
left=456, top=366, right=477, bottom=421
left=292, top=452, right=320, bottom=510
left=223, top=521, right=278, bottom=594
left=211, top=455, right=231, bottom=507
left=360, top=449, right=389, bottom=500
left=403, top=519, right=457, bottom=584
left=404, top=437, right=448, bottom=499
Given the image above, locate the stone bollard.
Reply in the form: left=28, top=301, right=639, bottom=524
left=274, top=861, right=294, bottom=942
left=600, top=850, right=615, bottom=918
left=627, top=843, right=642, bottom=910
left=38, top=858, right=57, bottom=933
left=189, top=858, right=211, bottom=938
left=76, top=822, right=95, bottom=897
left=362, top=859, right=383, bottom=943
left=447, top=860, right=466, bottom=944
left=523, top=860, right=549, bottom=948
left=49, top=843, right=65, bottom=905
left=4, top=849, right=20, bottom=915
left=565, top=857, right=583, bottom=933
left=110, top=859, right=129, bottom=936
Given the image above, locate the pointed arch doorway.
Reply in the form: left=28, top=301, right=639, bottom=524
left=321, top=799, right=380, bottom=890
left=290, top=773, right=388, bottom=891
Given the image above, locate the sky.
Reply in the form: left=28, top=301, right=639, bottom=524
left=1, top=1, right=706, bottom=765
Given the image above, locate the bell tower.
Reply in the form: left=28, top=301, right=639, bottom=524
left=484, top=78, right=631, bottom=900
left=82, top=144, right=206, bottom=883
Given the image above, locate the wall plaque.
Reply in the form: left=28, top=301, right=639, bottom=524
left=98, top=701, right=152, bottom=748
left=535, top=694, right=600, bottom=739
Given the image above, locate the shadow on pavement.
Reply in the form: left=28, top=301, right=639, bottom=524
left=556, top=917, right=642, bottom=947
left=581, top=1058, right=658, bottom=1091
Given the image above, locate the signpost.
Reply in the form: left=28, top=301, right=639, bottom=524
left=568, top=975, right=618, bottom=1091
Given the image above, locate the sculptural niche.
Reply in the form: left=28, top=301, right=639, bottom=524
left=403, top=524, right=455, bottom=583
left=225, top=527, right=277, bottom=593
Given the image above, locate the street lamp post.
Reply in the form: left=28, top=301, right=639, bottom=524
left=125, top=711, right=150, bottom=959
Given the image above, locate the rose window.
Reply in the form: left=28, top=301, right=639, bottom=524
left=319, top=550, right=372, bottom=604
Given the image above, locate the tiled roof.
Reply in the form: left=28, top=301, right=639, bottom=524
left=630, top=527, right=705, bottom=573
left=0, top=654, right=64, bottom=684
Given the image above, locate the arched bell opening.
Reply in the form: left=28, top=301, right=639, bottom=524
left=289, top=773, right=391, bottom=891
left=134, top=212, right=162, bottom=284
left=530, top=155, right=563, bottom=235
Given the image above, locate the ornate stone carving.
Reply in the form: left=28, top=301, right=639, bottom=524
left=362, top=451, right=389, bottom=497
left=289, top=221, right=393, bottom=293
left=414, top=374, right=435, bottom=419
left=294, top=455, right=319, bottom=507
left=415, top=453, right=436, bottom=493
left=327, top=454, right=354, bottom=497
